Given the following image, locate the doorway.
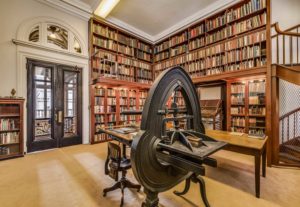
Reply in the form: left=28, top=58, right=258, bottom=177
left=27, top=59, right=82, bottom=152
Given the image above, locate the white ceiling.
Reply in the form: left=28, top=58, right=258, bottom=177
left=67, top=0, right=241, bottom=42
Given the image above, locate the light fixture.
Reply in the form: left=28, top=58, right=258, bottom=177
left=94, top=0, right=120, bottom=18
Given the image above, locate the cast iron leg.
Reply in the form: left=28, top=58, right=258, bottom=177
left=142, top=189, right=159, bottom=207
left=125, top=179, right=141, bottom=192
left=174, top=177, right=191, bottom=196
left=196, top=176, right=210, bottom=207
left=103, top=181, right=121, bottom=196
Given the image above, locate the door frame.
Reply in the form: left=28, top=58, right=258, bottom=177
left=26, top=59, right=83, bottom=152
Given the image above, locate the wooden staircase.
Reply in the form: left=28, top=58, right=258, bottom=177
left=272, top=22, right=300, bottom=166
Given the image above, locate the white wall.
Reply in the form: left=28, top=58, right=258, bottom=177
left=0, top=0, right=90, bottom=149
left=272, top=0, right=300, bottom=30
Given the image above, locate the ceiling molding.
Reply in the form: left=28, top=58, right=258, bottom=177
left=105, top=16, right=155, bottom=43
left=36, top=0, right=92, bottom=20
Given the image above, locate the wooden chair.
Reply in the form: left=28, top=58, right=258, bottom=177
left=103, top=142, right=141, bottom=206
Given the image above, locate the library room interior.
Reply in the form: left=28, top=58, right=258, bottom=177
left=0, top=0, right=300, bottom=206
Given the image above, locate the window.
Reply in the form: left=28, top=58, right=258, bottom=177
left=29, top=26, right=39, bottom=42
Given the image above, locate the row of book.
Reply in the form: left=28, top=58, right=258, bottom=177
left=189, top=37, right=205, bottom=51
left=249, top=96, right=265, bottom=105
left=129, top=98, right=136, bottom=106
left=231, top=84, right=246, bottom=93
left=93, top=24, right=152, bottom=53
left=231, top=117, right=246, bottom=127
left=249, top=117, right=265, bottom=127
left=120, top=98, right=128, bottom=106
left=95, top=115, right=105, bottom=123
left=249, top=106, right=266, bottom=115
left=189, top=23, right=205, bottom=39
left=94, top=106, right=105, bottom=113
left=95, top=97, right=104, bottom=106
left=93, top=36, right=117, bottom=51
left=117, top=65, right=135, bottom=76
left=108, top=114, right=116, bottom=122
left=107, top=106, right=116, bottom=113
left=107, top=89, right=116, bottom=96
left=140, top=91, right=148, bottom=98
left=0, top=132, right=19, bottom=144
left=231, top=107, right=245, bottom=115
left=136, top=50, right=151, bottom=62
left=137, top=68, right=152, bottom=80
left=249, top=80, right=265, bottom=93
left=107, top=98, right=116, bottom=105
left=169, top=31, right=188, bottom=48
left=0, top=119, right=19, bottom=131
left=154, top=40, right=169, bottom=54
left=231, top=127, right=245, bottom=133
left=93, top=24, right=117, bottom=40
left=231, top=95, right=245, bottom=105
left=118, top=44, right=134, bottom=56
left=225, top=30, right=266, bottom=51
left=226, top=0, right=266, bottom=23
left=206, top=13, right=226, bottom=32
left=95, top=87, right=105, bottom=96
left=155, top=51, right=169, bottom=62
left=170, top=45, right=187, bottom=57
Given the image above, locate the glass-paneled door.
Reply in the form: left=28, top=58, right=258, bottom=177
left=27, top=60, right=82, bottom=152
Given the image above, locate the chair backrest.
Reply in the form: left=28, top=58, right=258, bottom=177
left=105, top=142, right=121, bottom=181
left=108, top=142, right=121, bottom=162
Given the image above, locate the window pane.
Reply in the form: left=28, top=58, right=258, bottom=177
left=47, top=25, right=68, bottom=50
left=29, top=26, right=39, bottom=42
left=64, top=71, right=78, bottom=137
left=35, top=67, right=51, bottom=81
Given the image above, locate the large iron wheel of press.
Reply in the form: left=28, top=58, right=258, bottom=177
left=131, top=66, right=204, bottom=206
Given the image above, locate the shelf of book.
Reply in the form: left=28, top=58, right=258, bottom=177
left=227, top=77, right=266, bottom=137
left=90, top=17, right=154, bottom=85
left=90, top=85, right=149, bottom=144
left=0, top=98, right=24, bottom=160
left=153, top=0, right=269, bottom=82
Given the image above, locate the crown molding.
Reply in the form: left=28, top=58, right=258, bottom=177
left=105, top=16, right=155, bottom=43
left=36, top=0, right=92, bottom=20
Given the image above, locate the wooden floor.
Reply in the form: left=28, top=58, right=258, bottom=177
left=0, top=144, right=299, bottom=207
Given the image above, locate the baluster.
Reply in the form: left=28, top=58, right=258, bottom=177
left=294, top=113, right=296, bottom=139
left=290, top=36, right=293, bottom=66
left=297, top=27, right=299, bottom=64
left=282, top=119, right=284, bottom=144
left=277, top=36, right=279, bottom=64
left=283, top=35, right=286, bottom=65
left=287, top=116, right=290, bottom=141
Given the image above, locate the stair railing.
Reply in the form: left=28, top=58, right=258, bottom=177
left=279, top=107, right=300, bottom=145
left=271, top=22, right=300, bottom=66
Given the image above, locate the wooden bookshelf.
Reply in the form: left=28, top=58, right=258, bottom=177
left=0, top=98, right=24, bottom=160
left=90, top=85, right=149, bottom=144
left=90, top=17, right=153, bottom=85
left=153, top=0, right=268, bottom=81
left=226, top=77, right=266, bottom=137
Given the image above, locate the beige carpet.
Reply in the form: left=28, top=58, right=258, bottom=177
left=0, top=144, right=299, bottom=207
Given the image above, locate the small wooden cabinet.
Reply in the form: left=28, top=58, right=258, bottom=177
left=0, top=98, right=24, bottom=160
left=227, top=77, right=266, bottom=137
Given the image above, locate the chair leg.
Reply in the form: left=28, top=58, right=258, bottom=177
left=103, top=181, right=121, bottom=197
left=124, top=179, right=141, bottom=192
left=120, top=182, right=124, bottom=207
left=174, top=177, right=191, bottom=196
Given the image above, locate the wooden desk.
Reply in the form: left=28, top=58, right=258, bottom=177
left=101, top=127, right=267, bottom=198
left=206, top=129, right=268, bottom=198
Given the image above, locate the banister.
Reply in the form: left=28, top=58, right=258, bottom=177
left=272, top=64, right=300, bottom=86
left=279, top=107, right=300, bottom=120
left=272, top=22, right=300, bottom=38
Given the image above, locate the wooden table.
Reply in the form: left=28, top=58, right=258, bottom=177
left=206, top=129, right=268, bottom=198
left=101, top=127, right=267, bottom=198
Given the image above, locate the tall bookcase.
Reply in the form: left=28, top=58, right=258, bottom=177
left=0, top=98, right=24, bottom=160
left=153, top=0, right=268, bottom=81
left=227, top=77, right=266, bottom=137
